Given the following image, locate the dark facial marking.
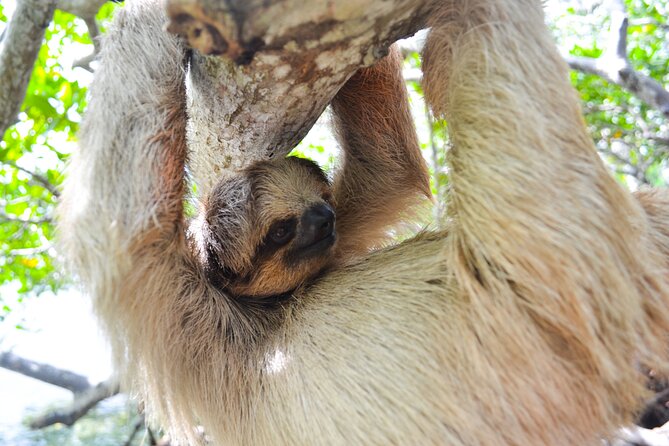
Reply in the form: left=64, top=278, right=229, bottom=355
left=284, top=203, right=336, bottom=267
left=267, top=218, right=297, bottom=248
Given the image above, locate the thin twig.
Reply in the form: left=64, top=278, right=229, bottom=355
left=124, top=416, right=145, bottom=446
left=2, top=159, right=60, bottom=197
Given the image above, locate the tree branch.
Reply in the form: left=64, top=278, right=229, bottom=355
left=71, top=18, right=100, bottom=72
left=56, top=0, right=107, bottom=20
left=164, top=0, right=434, bottom=195
left=596, top=145, right=649, bottom=184
left=0, top=351, right=122, bottom=429
left=0, top=0, right=56, bottom=139
left=563, top=0, right=669, bottom=118
left=56, top=0, right=108, bottom=71
left=0, top=351, right=90, bottom=393
left=2, top=159, right=60, bottom=198
left=28, top=377, right=121, bottom=429
left=123, top=416, right=146, bottom=446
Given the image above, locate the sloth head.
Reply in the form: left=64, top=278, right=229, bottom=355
left=200, top=156, right=336, bottom=298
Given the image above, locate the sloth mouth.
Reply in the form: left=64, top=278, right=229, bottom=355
left=286, top=232, right=336, bottom=265
left=300, top=232, right=336, bottom=256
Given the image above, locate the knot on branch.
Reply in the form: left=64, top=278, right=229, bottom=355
left=166, top=4, right=264, bottom=64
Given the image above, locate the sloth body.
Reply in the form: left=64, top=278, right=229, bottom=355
left=59, top=0, right=669, bottom=445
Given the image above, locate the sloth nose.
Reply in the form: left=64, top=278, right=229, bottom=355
left=303, top=203, right=335, bottom=243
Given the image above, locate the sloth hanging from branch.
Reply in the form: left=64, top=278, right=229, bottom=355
left=58, top=0, right=669, bottom=445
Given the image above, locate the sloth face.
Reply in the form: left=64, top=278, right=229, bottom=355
left=203, top=156, right=337, bottom=298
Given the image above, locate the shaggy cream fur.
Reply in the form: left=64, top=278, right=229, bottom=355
left=58, top=0, right=669, bottom=444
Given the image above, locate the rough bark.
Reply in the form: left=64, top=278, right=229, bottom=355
left=166, top=0, right=433, bottom=194
left=0, top=0, right=56, bottom=139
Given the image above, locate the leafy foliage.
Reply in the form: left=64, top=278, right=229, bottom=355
left=0, top=5, right=118, bottom=317
left=550, top=0, right=669, bottom=187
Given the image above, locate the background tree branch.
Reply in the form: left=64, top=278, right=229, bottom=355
left=0, top=0, right=111, bottom=136
left=607, top=425, right=669, bottom=446
left=28, top=378, right=120, bottom=429
left=0, top=351, right=120, bottom=429
left=2, top=160, right=60, bottom=198
left=0, top=212, right=53, bottom=225
left=0, top=0, right=56, bottom=139
left=57, top=0, right=108, bottom=70
left=0, top=351, right=90, bottom=393
left=563, top=0, right=669, bottom=118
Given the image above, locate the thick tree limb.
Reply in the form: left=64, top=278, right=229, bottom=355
left=0, top=351, right=90, bottom=393
left=0, top=0, right=56, bottom=140
left=28, top=377, right=120, bottom=429
left=0, top=0, right=109, bottom=135
left=564, top=0, right=669, bottom=118
left=165, top=0, right=433, bottom=194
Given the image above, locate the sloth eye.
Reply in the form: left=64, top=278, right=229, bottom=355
left=273, top=226, right=288, bottom=240
left=268, top=219, right=296, bottom=246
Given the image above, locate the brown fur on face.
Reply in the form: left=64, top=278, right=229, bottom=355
left=200, top=156, right=336, bottom=297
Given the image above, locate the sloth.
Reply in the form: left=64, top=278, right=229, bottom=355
left=59, top=0, right=669, bottom=445
left=195, top=45, right=430, bottom=298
